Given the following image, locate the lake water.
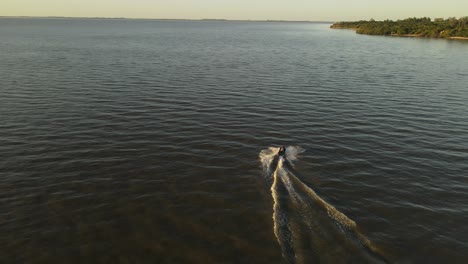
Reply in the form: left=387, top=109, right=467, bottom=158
left=0, top=18, right=467, bottom=263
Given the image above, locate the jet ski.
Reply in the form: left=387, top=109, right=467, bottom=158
left=278, top=146, right=286, bottom=157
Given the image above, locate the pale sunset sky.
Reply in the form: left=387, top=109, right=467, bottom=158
left=2, top=0, right=467, bottom=21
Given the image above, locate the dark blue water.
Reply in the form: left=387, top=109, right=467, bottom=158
left=0, top=18, right=467, bottom=263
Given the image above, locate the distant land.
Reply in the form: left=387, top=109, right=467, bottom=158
left=0, top=16, right=331, bottom=23
left=331, top=17, right=468, bottom=40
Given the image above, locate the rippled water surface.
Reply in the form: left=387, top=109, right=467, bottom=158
left=1, top=18, right=468, bottom=263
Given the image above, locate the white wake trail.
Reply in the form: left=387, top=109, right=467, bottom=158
left=259, top=146, right=388, bottom=264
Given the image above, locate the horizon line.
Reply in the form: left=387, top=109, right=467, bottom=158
left=0, top=15, right=335, bottom=23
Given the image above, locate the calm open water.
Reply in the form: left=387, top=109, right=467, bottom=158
left=0, top=18, right=467, bottom=264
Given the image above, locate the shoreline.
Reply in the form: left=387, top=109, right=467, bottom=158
left=448, top=36, right=468, bottom=40
left=391, top=33, right=468, bottom=40
left=331, top=27, right=468, bottom=41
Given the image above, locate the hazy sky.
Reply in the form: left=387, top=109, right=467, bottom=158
left=2, top=0, right=467, bottom=21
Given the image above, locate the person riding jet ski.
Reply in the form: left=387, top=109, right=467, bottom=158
left=278, top=146, right=286, bottom=157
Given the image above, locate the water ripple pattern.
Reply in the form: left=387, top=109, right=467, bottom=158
left=0, top=18, right=467, bottom=263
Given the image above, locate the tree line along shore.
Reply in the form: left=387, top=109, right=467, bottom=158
left=331, top=17, right=468, bottom=39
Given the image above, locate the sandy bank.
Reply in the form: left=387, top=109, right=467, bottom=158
left=448, top=36, right=468, bottom=40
